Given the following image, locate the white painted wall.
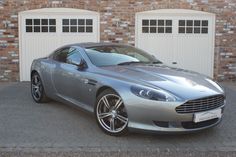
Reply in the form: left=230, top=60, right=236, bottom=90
left=19, top=8, right=100, bottom=81
left=135, top=9, right=215, bottom=77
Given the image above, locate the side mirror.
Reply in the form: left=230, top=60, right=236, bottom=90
left=67, top=58, right=87, bottom=69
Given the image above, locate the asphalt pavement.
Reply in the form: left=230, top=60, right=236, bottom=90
left=0, top=82, right=236, bottom=157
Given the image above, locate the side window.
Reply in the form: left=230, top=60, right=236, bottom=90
left=62, top=18, right=93, bottom=33
left=53, top=48, right=70, bottom=63
left=142, top=19, right=172, bottom=34
left=66, top=49, right=83, bottom=63
left=178, top=20, right=208, bottom=34
left=25, top=18, right=56, bottom=33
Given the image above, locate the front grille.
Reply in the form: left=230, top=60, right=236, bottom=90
left=176, top=94, right=225, bottom=114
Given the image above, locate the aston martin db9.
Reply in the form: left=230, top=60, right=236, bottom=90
left=31, top=42, right=225, bottom=136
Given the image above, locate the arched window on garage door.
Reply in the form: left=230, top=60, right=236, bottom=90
left=19, top=8, right=100, bottom=81
left=135, top=9, right=215, bottom=77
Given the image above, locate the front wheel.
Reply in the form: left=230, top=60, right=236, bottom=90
left=95, top=89, right=129, bottom=136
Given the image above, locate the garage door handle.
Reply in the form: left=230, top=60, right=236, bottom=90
left=172, top=62, right=177, bottom=64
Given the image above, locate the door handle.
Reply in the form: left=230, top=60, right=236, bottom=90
left=172, top=62, right=177, bottom=64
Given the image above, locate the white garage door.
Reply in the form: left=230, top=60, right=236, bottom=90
left=19, top=8, right=100, bottom=81
left=135, top=9, right=215, bottom=77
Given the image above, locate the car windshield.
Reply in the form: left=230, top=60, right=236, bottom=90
left=85, top=45, right=162, bottom=67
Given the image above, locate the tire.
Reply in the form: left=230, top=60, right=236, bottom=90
left=31, top=72, right=49, bottom=103
left=95, top=89, right=129, bottom=136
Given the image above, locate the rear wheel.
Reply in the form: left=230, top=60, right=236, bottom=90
left=31, top=72, right=49, bottom=103
left=95, top=89, right=129, bottom=136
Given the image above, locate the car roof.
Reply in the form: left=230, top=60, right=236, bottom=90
left=65, top=42, right=129, bottom=48
left=48, top=42, right=131, bottom=58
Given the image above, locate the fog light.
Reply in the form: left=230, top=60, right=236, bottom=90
left=153, top=121, right=169, bottom=128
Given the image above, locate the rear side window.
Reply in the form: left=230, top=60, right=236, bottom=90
left=53, top=48, right=70, bottom=62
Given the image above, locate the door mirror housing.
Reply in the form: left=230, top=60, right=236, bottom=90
left=67, top=58, right=87, bottom=69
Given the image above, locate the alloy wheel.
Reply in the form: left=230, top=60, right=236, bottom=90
left=96, top=94, right=128, bottom=134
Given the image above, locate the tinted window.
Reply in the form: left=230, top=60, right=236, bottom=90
left=53, top=48, right=70, bottom=62
left=85, top=45, right=161, bottom=67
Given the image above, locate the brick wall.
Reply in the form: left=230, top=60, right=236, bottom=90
left=0, top=0, right=235, bottom=82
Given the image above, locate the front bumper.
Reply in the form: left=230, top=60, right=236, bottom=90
left=120, top=92, right=225, bottom=133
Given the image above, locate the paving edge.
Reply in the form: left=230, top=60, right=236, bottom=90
left=0, top=147, right=236, bottom=157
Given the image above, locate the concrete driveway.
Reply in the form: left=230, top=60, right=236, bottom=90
left=0, top=82, right=236, bottom=157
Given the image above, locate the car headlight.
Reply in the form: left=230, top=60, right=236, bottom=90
left=131, top=86, right=176, bottom=102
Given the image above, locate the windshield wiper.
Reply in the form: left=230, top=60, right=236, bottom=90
left=117, top=61, right=145, bottom=65
left=117, top=61, right=163, bottom=66
left=150, top=61, right=163, bottom=64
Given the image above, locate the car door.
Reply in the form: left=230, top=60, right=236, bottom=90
left=51, top=47, right=91, bottom=106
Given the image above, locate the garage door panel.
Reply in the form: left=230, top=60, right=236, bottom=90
left=19, top=8, right=100, bottom=81
left=60, top=35, right=97, bottom=45
left=21, top=35, right=61, bottom=81
left=138, top=35, right=175, bottom=65
left=135, top=9, right=215, bottom=77
left=175, top=35, right=212, bottom=75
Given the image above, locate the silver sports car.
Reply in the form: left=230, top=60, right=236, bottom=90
left=31, top=42, right=225, bottom=136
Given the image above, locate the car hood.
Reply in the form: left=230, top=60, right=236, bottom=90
left=98, top=64, right=224, bottom=100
